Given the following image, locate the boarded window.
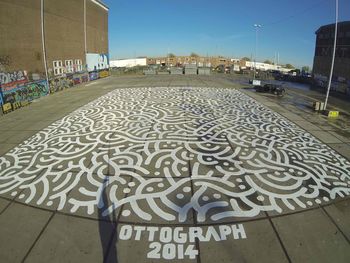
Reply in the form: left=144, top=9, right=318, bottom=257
left=53, top=60, right=64, bottom=76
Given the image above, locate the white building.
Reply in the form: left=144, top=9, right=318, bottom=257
left=245, top=61, right=290, bottom=73
left=110, top=58, right=147, bottom=68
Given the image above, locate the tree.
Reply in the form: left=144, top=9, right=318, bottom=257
left=302, top=66, right=310, bottom=72
left=264, top=60, right=272, bottom=64
left=285, top=64, right=294, bottom=69
left=190, top=52, right=199, bottom=57
left=241, top=57, right=250, bottom=61
left=168, top=53, right=176, bottom=58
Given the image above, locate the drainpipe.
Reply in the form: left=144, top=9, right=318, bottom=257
left=84, top=0, right=87, bottom=55
left=41, top=0, right=49, bottom=90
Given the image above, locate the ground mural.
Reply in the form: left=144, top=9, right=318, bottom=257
left=0, top=87, right=349, bottom=223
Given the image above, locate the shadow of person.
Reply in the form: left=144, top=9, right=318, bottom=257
left=98, top=177, right=118, bottom=263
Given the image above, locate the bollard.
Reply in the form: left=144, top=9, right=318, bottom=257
left=328, top=111, right=339, bottom=118
left=314, top=101, right=320, bottom=111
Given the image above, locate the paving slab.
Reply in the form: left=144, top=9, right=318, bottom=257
left=0, top=198, right=10, bottom=213
left=279, top=112, right=305, bottom=121
left=0, top=203, right=52, bottom=263
left=25, top=214, right=113, bottom=263
left=0, top=131, right=14, bottom=143
left=11, top=120, right=53, bottom=131
left=328, top=143, right=350, bottom=160
left=0, top=143, right=17, bottom=156
left=0, top=121, right=17, bottom=131
left=323, top=199, right=350, bottom=241
left=199, top=219, right=289, bottom=263
left=3, top=130, right=38, bottom=144
left=293, top=120, right=323, bottom=131
left=328, top=130, right=350, bottom=143
left=307, top=130, right=343, bottom=144
left=272, top=209, right=350, bottom=263
left=269, top=105, right=288, bottom=113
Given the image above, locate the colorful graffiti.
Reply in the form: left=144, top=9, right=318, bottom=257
left=89, top=72, right=99, bottom=81
left=73, top=72, right=89, bottom=85
left=86, top=53, right=109, bottom=72
left=99, top=70, right=109, bottom=78
left=0, top=70, right=28, bottom=88
left=2, top=103, right=12, bottom=114
left=0, top=88, right=3, bottom=105
left=0, top=66, right=102, bottom=113
left=2, top=79, right=49, bottom=104
left=49, top=76, right=74, bottom=93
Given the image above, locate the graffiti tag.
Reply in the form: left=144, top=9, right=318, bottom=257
left=2, top=79, right=49, bottom=104
left=0, top=70, right=27, bottom=87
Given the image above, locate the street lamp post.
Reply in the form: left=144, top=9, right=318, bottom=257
left=324, top=0, right=338, bottom=111
left=253, top=24, right=262, bottom=80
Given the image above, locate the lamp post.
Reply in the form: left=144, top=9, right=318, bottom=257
left=253, top=24, right=262, bottom=80
left=324, top=0, right=338, bottom=111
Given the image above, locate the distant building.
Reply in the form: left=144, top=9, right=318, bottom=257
left=110, top=58, right=147, bottom=68
left=244, top=61, right=289, bottom=73
left=144, top=55, right=294, bottom=73
left=313, top=21, right=350, bottom=88
left=146, top=56, right=230, bottom=68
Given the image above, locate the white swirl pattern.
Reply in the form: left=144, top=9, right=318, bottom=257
left=0, top=87, right=350, bottom=222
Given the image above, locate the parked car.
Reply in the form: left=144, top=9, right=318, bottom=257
left=255, top=83, right=286, bottom=96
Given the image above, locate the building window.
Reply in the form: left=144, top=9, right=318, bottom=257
left=345, top=32, right=350, bottom=38
left=53, top=60, right=64, bottom=76
left=65, top=60, right=74, bottom=73
left=75, top=59, right=83, bottom=72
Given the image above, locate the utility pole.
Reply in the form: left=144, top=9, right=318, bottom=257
left=253, top=24, right=262, bottom=79
left=41, top=0, right=49, bottom=89
left=324, top=0, right=338, bottom=111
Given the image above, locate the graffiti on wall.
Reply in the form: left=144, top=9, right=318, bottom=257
left=0, top=89, right=3, bottom=105
left=49, top=75, right=74, bottom=93
left=89, top=72, right=99, bottom=81
left=99, top=70, right=109, bottom=78
left=2, top=79, right=49, bottom=104
left=0, top=70, right=28, bottom=88
left=73, top=72, right=89, bottom=85
left=86, top=53, right=109, bottom=72
left=314, top=73, right=350, bottom=94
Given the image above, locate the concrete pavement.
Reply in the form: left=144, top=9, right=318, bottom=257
left=0, top=75, right=349, bottom=263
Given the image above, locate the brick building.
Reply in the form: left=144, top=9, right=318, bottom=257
left=313, top=21, right=350, bottom=90
left=0, top=0, right=109, bottom=110
left=0, top=0, right=108, bottom=77
left=147, top=55, right=234, bottom=68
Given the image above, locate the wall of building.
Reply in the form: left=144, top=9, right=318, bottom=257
left=0, top=0, right=43, bottom=74
left=44, top=0, right=85, bottom=75
left=86, top=0, right=108, bottom=55
left=313, top=22, right=350, bottom=86
left=0, top=0, right=109, bottom=113
left=0, top=0, right=109, bottom=76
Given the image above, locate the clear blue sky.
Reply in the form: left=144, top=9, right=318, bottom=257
left=103, top=0, right=349, bottom=68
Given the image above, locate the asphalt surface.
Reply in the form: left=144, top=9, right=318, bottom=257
left=0, top=75, right=349, bottom=263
